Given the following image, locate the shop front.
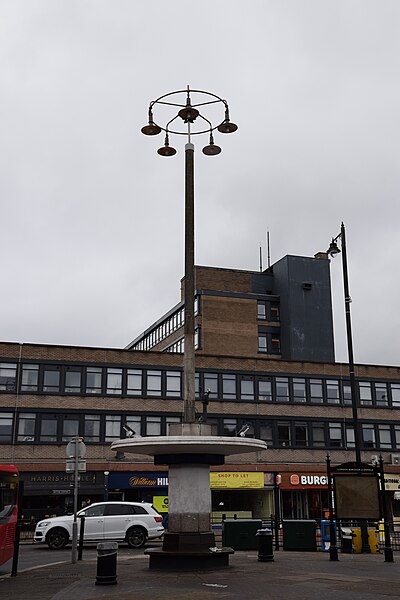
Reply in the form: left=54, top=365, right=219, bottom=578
left=279, top=472, right=329, bottom=520
left=107, top=470, right=275, bottom=521
left=20, top=470, right=105, bottom=523
left=107, top=471, right=169, bottom=504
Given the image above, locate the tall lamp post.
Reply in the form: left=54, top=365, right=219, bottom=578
left=141, top=87, right=237, bottom=424
left=327, top=222, right=370, bottom=553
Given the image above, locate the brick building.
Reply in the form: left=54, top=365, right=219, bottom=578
left=1, top=254, right=400, bottom=523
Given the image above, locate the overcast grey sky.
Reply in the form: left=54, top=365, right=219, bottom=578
left=1, top=1, right=399, bottom=366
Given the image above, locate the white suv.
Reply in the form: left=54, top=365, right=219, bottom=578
left=34, top=501, right=164, bottom=549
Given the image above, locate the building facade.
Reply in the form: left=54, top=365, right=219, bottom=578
left=0, top=254, right=399, bottom=524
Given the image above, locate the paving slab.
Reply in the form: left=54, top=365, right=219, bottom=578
left=0, top=551, right=399, bottom=600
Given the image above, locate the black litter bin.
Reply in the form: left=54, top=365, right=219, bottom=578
left=95, top=542, right=118, bottom=585
left=340, top=527, right=353, bottom=554
left=256, top=528, right=274, bottom=562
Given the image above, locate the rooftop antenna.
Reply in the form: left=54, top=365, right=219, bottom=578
left=267, top=229, right=271, bottom=268
left=259, top=244, right=263, bottom=272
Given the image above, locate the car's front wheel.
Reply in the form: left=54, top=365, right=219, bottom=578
left=46, top=528, right=69, bottom=550
left=126, top=526, right=147, bottom=548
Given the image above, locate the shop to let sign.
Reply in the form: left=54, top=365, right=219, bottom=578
left=210, top=472, right=264, bottom=489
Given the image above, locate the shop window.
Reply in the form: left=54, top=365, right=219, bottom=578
left=391, top=384, right=400, bottom=407
left=166, top=371, right=181, bottom=397
left=375, top=383, right=389, bottom=407
left=222, top=419, right=237, bottom=437
left=204, top=373, right=218, bottom=399
left=310, top=379, right=323, bottom=403
left=85, top=414, right=100, bottom=442
left=145, top=416, right=161, bottom=436
left=240, top=377, right=254, bottom=401
left=222, top=374, right=236, bottom=400
left=127, top=369, right=142, bottom=396
left=294, top=422, right=308, bottom=447
left=311, top=422, right=325, bottom=447
left=258, top=378, right=272, bottom=401
left=377, top=424, right=392, bottom=449
left=65, top=369, right=82, bottom=393
left=40, top=415, right=58, bottom=442
left=105, top=415, right=121, bottom=441
left=146, top=371, right=162, bottom=396
left=359, top=381, right=372, bottom=406
left=17, top=413, right=36, bottom=442
left=328, top=423, right=342, bottom=447
left=86, top=367, right=102, bottom=394
left=326, top=380, right=340, bottom=404
left=106, top=368, right=122, bottom=395
left=0, top=412, right=13, bottom=441
left=0, top=363, right=17, bottom=392
left=293, top=378, right=306, bottom=403
left=21, top=364, right=39, bottom=392
left=277, top=422, right=291, bottom=447
left=43, top=367, right=60, bottom=393
left=276, top=378, right=289, bottom=402
left=362, top=424, right=375, bottom=449
left=62, top=416, right=80, bottom=442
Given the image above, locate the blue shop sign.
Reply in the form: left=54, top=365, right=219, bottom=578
left=108, top=472, right=169, bottom=489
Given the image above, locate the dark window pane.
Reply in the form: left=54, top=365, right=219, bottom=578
left=222, top=374, right=236, bottom=399
left=258, top=379, right=272, bottom=401
left=85, top=414, right=100, bottom=442
left=65, top=370, right=81, bottom=393
left=276, top=378, right=289, bottom=402
left=43, top=369, right=60, bottom=392
left=21, top=365, right=39, bottom=392
left=278, top=422, right=291, bottom=447
left=86, top=367, right=102, bottom=394
left=17, top=413, right=36, bottom=442
left=62, top=418, right=79, bottom=442
left=293, top=378, right=306, bottom=402
left=0, top=363, right=17, bottom=392
left=41, top=417, right=58, bottom=442
left=0, top=412, right=13, bottom=441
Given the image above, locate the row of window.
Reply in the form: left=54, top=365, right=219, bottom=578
left=1, top=411, right=400, bottom=450
left=131, top=298, right=199, bottom=352
left=1, top=362, right=400, bottom=407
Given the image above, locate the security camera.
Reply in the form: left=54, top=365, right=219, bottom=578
left=123, top=425, right=136, bottom=438
left=238, top=424, right=250, bottom=437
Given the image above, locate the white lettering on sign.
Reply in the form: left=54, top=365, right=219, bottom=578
left=300, top=475, right=328, bottom=486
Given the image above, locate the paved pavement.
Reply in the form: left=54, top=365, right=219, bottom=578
left=0, top=549, right=399, bottom=600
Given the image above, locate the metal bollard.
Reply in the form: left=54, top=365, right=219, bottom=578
left=256, top=528, right=274, bottom=562
left=95, top=542, right=118, bottom=585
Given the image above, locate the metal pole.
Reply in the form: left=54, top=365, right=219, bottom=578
left=71, top=437, right=79, bottom=564
left=183, top=142, right=196, bottom=423
left=340, top=223, right=370, bottom=553
left=340, top=223, right=361, bottom=463
left=326, top=454, right=338, bottom=560
left=10, top=481, right=24, bottom=577
left=378, top=456, right=394, bottom=562
left=273, top=477, right=280, bottom=551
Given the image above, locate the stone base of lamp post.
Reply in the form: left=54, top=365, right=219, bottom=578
left=112, top=426, right=267, bottom=570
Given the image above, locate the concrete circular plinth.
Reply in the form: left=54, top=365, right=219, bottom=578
left=111, top=435, right=268, bottom=457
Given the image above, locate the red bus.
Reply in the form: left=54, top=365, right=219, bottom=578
left=0, top=464, right=19, bottom=566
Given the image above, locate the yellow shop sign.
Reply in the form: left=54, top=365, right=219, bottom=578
left=210, top=472, right=264, bottom=489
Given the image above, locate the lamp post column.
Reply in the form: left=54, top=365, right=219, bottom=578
left=340, top=222, right=361, bottom=463
left=183, top=142, right=196, bottom=423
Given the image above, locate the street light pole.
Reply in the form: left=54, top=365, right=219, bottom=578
left=183, top=141, right=196, bottom=422
left=141, top=88, right=237, bottom=424
left=328, top=222, right=369, bottom=553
